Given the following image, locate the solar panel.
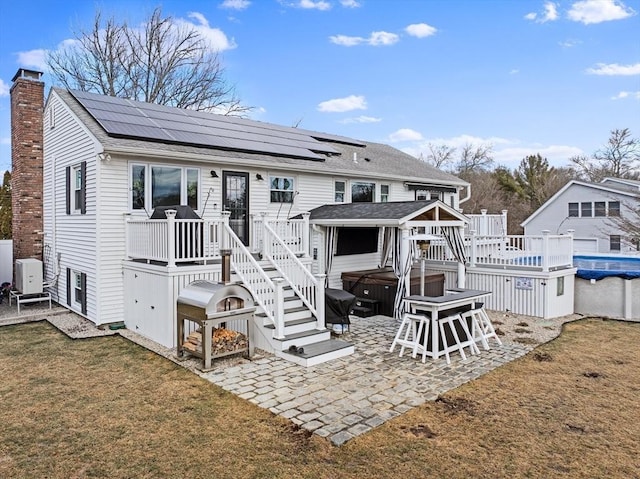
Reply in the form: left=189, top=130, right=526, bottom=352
left=70, top=89, right=347, bottom=160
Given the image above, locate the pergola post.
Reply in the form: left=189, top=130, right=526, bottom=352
left=457, top=224, right=466, bottom=288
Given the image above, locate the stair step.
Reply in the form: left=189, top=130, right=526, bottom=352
left=275, top=339, right=354, bottom=367
left=264, top=316, right=315, bottom=329
left=273, top=328, right=331, bottom=350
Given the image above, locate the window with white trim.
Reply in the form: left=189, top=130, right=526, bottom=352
left=335, top=181, right=346, bottom=203
left=416, top=190, right=429, bottom=201
left=130, top=164, right=200, bottom=211
left=73, top=166, right=83, bottom=213
left=380, top=184, right=389, bottom=202
left=352, top=181, right=375, bottom=203
left=269, top=176, right=295, bottom=203
left=568, top=203, right=579, bottom=217
left=609, top=201, right=620, bottom=217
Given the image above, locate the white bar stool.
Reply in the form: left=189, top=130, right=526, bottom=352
left=390, top=312, right=430, bottom=358
left=463, top=307, right=502, bottom=348
left=437, top=313, right=480, bottom=364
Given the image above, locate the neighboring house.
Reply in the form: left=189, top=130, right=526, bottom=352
left=522, top=178, right=640, bottom=254
left=11, top=68, right=470, bottom=365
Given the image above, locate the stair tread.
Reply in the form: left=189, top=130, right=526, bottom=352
left=273, top=329, right=329, bottom=342
left=280, top=339, right=353, bottom=359
left=257, top=305, right=310, bottom=318
left=264, top=317, right=315, bottom=329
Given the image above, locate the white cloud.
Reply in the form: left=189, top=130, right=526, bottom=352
left=525, top=1, right=559, bottom=23
left=0, top=137, right=10, bottom=145
left=586, top=62, right=640, bottom=76
left=339, top=115, right=381, bottom=124
left=0, top=79, right=9, bottom=97
left=317, top=95, right=367, bottom=112
left=405, top=23, right=437, bottom=38
left=509, top=69, right=520, bottom=75
left=568, top=0, right=636, bottom=24
left=611, top=91, right=640, bottom=100
left=330, top=31, right=399, bottom=46
left=296, top=0, right=332, bottom=10
left=340, top=0, right=360, bottom=7
left=388, top=128, right=424, bottom=142
left=16, top=49, right=48, bottom=71
left=329, top=34, right=366, bottom=46
left=180, top=12, right=237, bottom=51
left=559, top=39, right=582, bottom=48
left=220, top=0, right=251, bottom=10
left=369, top=31, right=400, bottom=46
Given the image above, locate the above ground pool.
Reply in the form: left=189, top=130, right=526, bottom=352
left=574, top=255, right=640, bottom=280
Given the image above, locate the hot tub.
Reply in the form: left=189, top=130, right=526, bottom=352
left=341, top=267, right=445, bottom=317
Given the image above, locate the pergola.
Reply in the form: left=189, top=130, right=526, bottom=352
left=305, top=200, right=469, bottom=317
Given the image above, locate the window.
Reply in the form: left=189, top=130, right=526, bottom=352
left=130, top=164, right=200, bottom=211
left=416, top=190, right=429, bottom=201
left=608, top=201, right=620, bottom=217
left=352, top=182, right=375, bottom=203
left=610, top=235, right=621, bottom=251
left=270, top=176, right=294, bottom=203
left=594, top=202, right=606, bottom=217
left=67, top=268, right=87, bottom=315
left=380, top=184, right=389, bottom=203
left=580, top=202, right=592, bottom=217
left=66, top=162, right=86, bottom=215
left=73, top=167, right=83, bottom=212
left=335, top=181, right=345, bottom=202
left=568, top=203, right=579, bottom=217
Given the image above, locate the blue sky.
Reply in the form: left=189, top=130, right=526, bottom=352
left=0, top=0, right=638, bottom=174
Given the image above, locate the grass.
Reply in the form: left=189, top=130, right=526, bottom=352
left=1, top=318, right=639, bottom=479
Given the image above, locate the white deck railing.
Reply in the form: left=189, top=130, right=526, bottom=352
left=126, top=211, right=224, bottom=266
left=464, top=209, right=508, bottom=236
left=421, top=231, right=573, bottom=272
left=251, top=213, right=309, bottom=257
left=263, top=221, right=325, bottom=329
left=220, top=220, right=286, bottom=339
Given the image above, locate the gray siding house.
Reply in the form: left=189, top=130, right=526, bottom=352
left=522, top=178, right=640, bottom=254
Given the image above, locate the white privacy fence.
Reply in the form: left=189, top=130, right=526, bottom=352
left=0, top=239, right=12, bottom=283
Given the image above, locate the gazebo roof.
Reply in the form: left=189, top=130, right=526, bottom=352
left=303, top=200, right=468, bottom=228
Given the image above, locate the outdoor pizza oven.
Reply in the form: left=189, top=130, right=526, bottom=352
left=176, top=250, right=256, bottom=370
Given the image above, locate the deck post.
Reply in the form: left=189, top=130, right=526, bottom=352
left=220, top=211, right=231, bottom=251
left=273, top=277, right=286, bottom=339
left=166, top=209, right=177, bottom=267
left=469, top=230, right=477, bottom=267
left=457, top=224, right=466, bottom=288
left=501, top=210, right=508, bottom=236
left=542, top=230, right=550, bottom=272
left=302, top=212, right=311, bottom=258
left=315, top=273, right=326, bottom=330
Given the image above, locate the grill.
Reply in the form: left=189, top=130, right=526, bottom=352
left=176, top=250, right=256, bottom=371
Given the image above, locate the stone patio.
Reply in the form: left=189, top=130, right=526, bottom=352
left=0, top=299, right=533, bottom=446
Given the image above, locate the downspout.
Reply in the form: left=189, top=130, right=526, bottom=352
left=458, top=184, right=471, bottom=206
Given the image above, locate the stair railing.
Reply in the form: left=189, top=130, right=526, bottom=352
left=220, top=212, right=286, bottom=339
left=263, top=221, right=325, bottom=330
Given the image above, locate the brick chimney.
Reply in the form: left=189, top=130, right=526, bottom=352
left=10, top=68, right=44, bottom=262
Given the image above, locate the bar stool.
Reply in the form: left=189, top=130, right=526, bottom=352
left=437, top=313, right=480, bottom=364
left=463, top=306, right=502, bottom=348
left=390, top=312, right=430, bottom=358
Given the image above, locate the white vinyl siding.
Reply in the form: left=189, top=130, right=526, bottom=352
left=43, top=92, right=99, bottom=321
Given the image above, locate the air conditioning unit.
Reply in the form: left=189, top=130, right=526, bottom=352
left=15, top=258, right=43, bottom=295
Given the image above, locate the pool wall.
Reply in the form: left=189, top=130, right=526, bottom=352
left=575, top=276, right=640, bottom=321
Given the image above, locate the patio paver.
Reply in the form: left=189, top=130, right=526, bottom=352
left=200, top=315, right=532, bottom=446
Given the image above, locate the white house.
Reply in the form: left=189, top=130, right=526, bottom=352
left=521, top=178, right=640, bottom=254
left=12, top=69, right=473, bottom=365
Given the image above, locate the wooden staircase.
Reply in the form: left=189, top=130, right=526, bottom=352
left=250, top=263, right=354, bottom=367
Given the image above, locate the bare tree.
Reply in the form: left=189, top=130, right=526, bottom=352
left=456, top=143, right=494, bottom=175
left=424, top=143, right=456, bottom=170
left=570, top=128, right=640, bottom=182
left=47, top=7, right=250, bottom=115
